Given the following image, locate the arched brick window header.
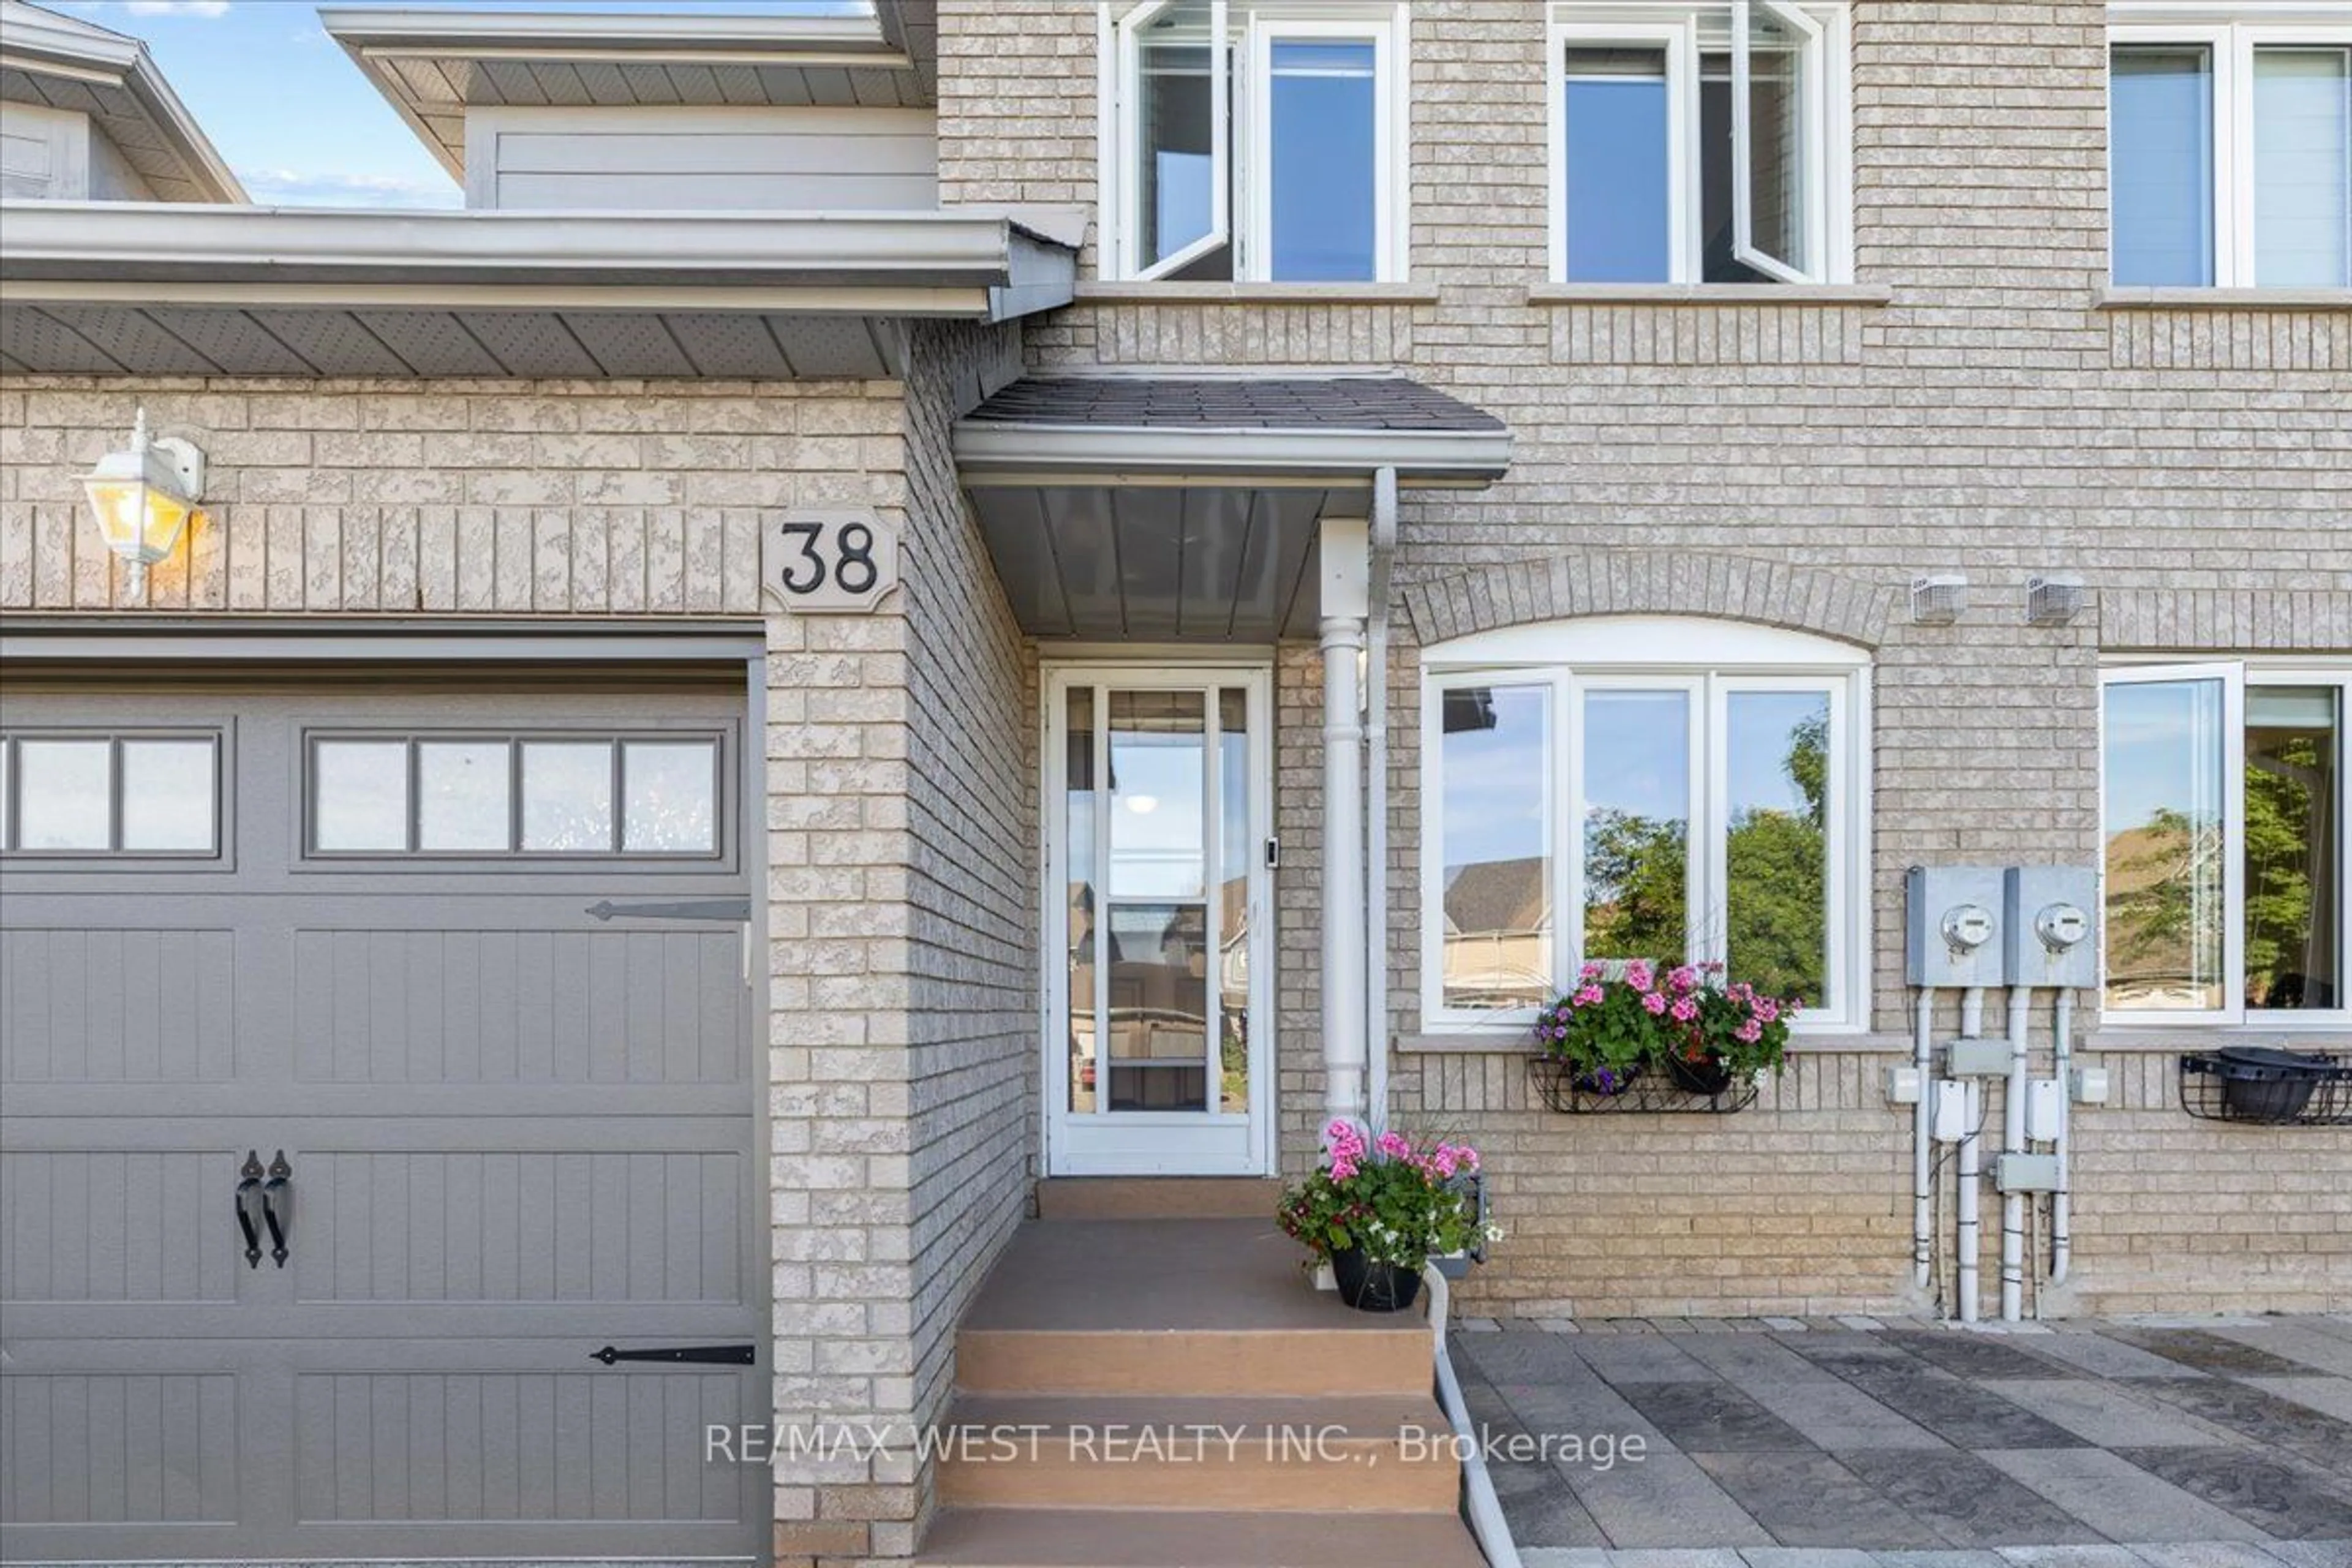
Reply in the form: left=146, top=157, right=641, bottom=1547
left=1401, top=551, right=1893, bottom=651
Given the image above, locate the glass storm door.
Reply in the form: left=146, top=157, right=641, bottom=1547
left=1046, top=666, right=1272, bottom=1175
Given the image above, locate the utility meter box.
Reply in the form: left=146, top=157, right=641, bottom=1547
left=1906, top=865, right=2010, bottom=989
left=2004, top=865, right=2100, bottom=990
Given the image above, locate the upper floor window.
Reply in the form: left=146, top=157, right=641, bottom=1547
left=2101, top=663, right=2347, bottom=1026
left=1104, top=1, right=1406, bottom=282
left=1422, top=618, right=1871, bottom=1034
left=2109, top=12, right=2351, bottom=287
left=1550, top=1, right=1854, bottom=285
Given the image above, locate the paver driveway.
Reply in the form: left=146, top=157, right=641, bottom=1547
left=1453, top=1314, right=2352, bottom=1568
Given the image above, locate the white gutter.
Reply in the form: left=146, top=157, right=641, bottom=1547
left=1422, top=1265, right=1523, bottom=1568
left=317, top=7, right=902, bottom=56
left=1366, top=467, right=1398, bottom=1130
left=954, top=423, right=1513, bottom=483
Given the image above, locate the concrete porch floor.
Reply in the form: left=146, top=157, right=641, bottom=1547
left=1453, top=1311, right=2352, bottom=1568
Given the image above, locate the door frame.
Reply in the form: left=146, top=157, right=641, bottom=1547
left=1040, top=657, right=1276, bottom=1177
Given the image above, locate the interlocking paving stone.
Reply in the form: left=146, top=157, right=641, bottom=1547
left=1978, top=1448, right=2274, bottom=1544
left=2252, top=1380, right=2352, bottom=1425
left=1834, top=1367, right=2096, bottom=1451
left=1610, top=1381, right=1815, bottom=1452
left=1463, top=1328, right=1616, bottom=1385
left=2103, top=1329, right=2318, bottom=1378
left=1737, top=1373, right=1950, bottom=1452
left=1518, top=1551, right=1611, bottom=1568
left=1884, top=1332, right=2094, bottom=1382
left=2128, top=1379, right=2352, bottom=1479
left=1738, top=1550, right=1883, bottom=1567
left=2263, top=1544, right=2352, bottom=1567
left=2209, top=1329, right=2352, bottom=1381
left=1572, top=1333, right=1725, bottom=1385
left=2026, top=1332, right=2215, bottom=1381
left=1838, top=1449, right=2109, bottom=1548
left=1678, top=1333, right=1841, bottom=1382
left=1689, top=1450, right=1947, bottom=1550
left=1563, top=1450, right=1777, bottom=1550
left=1783, top=1331, right=1923, bottom=1367
left=2125, top=1544, right=2305, bottom=1567
left=1862, top=1554, right=2020, bottom=1568
left=1981, top=1378, right=2233, bottom=1447
left=1491, top=1455, right=1613, bottom=1548
left=1989, top=1550, right=2157, bottom=1567
left=2116, top=1448, right=2352, bottom=1540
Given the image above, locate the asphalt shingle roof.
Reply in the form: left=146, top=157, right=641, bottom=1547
left=964, top=375, right=1506, bottom=433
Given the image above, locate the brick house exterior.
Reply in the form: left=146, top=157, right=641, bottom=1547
left=1, top=1, right=2347, bottom=1563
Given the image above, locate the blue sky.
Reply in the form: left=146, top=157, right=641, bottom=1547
left=52, top=0, right=864, bottom=208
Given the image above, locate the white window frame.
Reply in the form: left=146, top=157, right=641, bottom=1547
left=1102, top=1, right=1409, bottom=282
left=2099, top=658, right=2352, bottom=1030
left=2108, top=7, right=2352, bottom=288
left=1420, top=617, right=1873, bottom=1037
left=1546, top=1, right=1855, bottom=285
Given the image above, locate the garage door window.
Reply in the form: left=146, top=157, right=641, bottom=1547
left=1, top=732, right=221, bottom=856
left=307, top=733, right=722, bottom=858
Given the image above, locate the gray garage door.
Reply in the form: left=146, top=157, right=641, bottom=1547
left=0, top=684, right=764, bottom=1562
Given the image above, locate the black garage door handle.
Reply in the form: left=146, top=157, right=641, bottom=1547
left=590, top=1343, right=756, bottom=1366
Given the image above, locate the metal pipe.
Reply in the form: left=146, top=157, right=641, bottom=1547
left=1960, top=984, right=1985, bottom=1040
left=2000, top=985, right=2032, bottom=1322
left=1913, top=987, right=1934, bottom=1291
left=2052, top=987, right=2075, bottom=1285
left=1423, top=1264, right=1525, bottom=1568
left=1320, top=612, right=1368, bottom=1131
left=1365, top=468, right=1396, bottom=1131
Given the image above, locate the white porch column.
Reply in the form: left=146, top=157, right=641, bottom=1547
left=1319, top=517, right=1370, bottom=1136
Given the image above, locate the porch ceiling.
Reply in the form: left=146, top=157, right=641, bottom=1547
left=954, top=374, right=1512, bottom=642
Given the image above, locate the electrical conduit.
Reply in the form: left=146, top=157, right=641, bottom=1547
left=2000, top=985, right=2032, bottom=1322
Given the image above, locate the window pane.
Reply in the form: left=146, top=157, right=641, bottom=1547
left=120, top=739, right=216, bottom=853
left=1108, top=690, right=1205, bottom=900
left=1725, top=692, right=1830, bottom=1006
left=1564, top=49, right=1671, bottom=282
left=1270, top=38, right=1377, bottom=281
left=1104, top=903, right=1208, bottom=1112
left=1067, top=688, right=1098, bottom=1114
left=1583, top=690, right=1689, bottom=968
left=16, top=740, right=111, bottom=850
left=1740, top=3, right=1814, bottom=277
left=521, top=742, right=614, bottom=852
left=1699, top=62, right=1770, bottom=282
left=313, top=740, right=408, bottom=853
left=1137, top=4, right=1228, bottom=276
left=2103, top=679, right=2227, bottom=1011
left=2253, top=49, right=2351, bottom=288
left=1440, top=685, right=1551, bottom=1011
left=1217, top=688, right=1250, bottom=1115
left=2245, top=687, right=2339, bottom=1011
left=2112, top=47, right=2215, bottom=286
left=622, top=741, right=717, bottom=853
left=418, top=741, right=510, bottom=852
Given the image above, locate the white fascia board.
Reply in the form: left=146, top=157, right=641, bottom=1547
left=0, top=7, right=244, bottom=202
left=0, top=203, right=1075, bottom=307
left=952, top=423, right=1514, bottom=483
left=317, top=8, right=901, bottom=57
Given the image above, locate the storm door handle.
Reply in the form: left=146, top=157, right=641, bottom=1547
left=235, top=1151, right=265, bottom=1269
left=260, top=1150, right=293, bottom=1268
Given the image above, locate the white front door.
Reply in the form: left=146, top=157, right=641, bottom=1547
left=1044, top=665, right=1273, bottom=1175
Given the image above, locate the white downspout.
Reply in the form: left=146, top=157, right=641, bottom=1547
left=1913, top=988, right=1934, bottom=1291
left=1365, top=469, right=1397, bottom=1131
left=2000, top=985, right=2032, bottom=1322
left=2051, top=987, right=2074, bottom=1284
left=1320, top=518, right=1371, bottom=1136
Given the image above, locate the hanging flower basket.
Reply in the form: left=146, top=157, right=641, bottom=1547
left=1529, top=960, right=1793, bottom=1117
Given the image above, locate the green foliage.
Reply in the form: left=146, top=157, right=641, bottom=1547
left=2245, top=732, right=2331, bottom=1006
left=1534, top=961, right=1796, bottom=1087
left=1278, top=1126, right=1490, bottom=1267
left=1583, top=809, right=1687, bottom=965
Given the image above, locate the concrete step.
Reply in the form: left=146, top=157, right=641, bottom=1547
left=916, top=1508, right=1489, bottom=1567
left=1035, top=1177, right=1288, bottom=1221
left=935, top=1393, right=1459, bottom=1513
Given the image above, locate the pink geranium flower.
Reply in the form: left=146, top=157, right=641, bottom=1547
left=1642, top=991, right=1668, bottom=1015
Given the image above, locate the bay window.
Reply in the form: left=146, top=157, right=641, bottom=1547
left=1106, top=1, right=1405, bottom=282
left=1423, top=619, right=1870, bottom=1033
left=1551, top=1, right=1854, bottom=285
left=2101, top=664, right=2348, bottom=1023
left=2109, top=11, right=2352, bottom=287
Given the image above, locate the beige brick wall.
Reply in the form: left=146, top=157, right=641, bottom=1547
left=943, top=0, right=2352, bottom=1317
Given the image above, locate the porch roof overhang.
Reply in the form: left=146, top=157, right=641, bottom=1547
left=0, top=0, right=246, bottom=203
left=0, top=202, right=1076, bottom=379
left=953, top=375, right=1512, bottom=642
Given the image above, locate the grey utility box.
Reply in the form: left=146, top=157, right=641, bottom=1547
left=1905, top=865, right=2010, bottom=989
left=2003, top=865, right=2100, bottom=991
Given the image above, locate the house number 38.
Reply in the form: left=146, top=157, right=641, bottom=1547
left=760, top=509, right=900, bottom=614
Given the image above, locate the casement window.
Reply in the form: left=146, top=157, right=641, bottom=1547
left=2100, top=664, right=2348, bottom=1025
left=2109, top=10, right=2352, bottom=287
left=1421, top=619, right=1871, bottom=1033
left=0, top=731, right=221, bottom=856
left=1549, top=1, right=1855, bottom=284
left=1103, top=1, right=1406, bottom=282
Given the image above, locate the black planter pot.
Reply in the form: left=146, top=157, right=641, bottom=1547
left=1667, top=1052, right=1736, bottom=1097
left=1331, top=1247, right=1424, bottom=1313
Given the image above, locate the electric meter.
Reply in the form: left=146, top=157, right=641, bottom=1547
left=1941, top=903, right=1995, bottom=952
left=2035, top=902, right=2089, bottom=951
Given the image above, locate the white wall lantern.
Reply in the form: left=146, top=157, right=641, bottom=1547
left=81, top=408, right=205, bottom=594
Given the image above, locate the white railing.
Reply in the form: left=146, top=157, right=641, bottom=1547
left=1421, top=1265, right=1523, bottom=1568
